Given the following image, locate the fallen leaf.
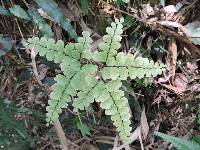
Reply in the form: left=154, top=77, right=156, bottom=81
left=37, top=64, right=48, bottom=81
left=170, top=38, right=177, bottom=85
left=141, top=3, right=154, bottom=21
left=184, top=21, right=200, bottom=45
left=141, top=108, right=149, bottom=139
left=162, top=73, right=188, bottom=95
left=163, top=5, right=178, bottom=13
left=186, top=62, right=198, bottom=74
left=160, top=0, right=165, bottom=7
left=175, top=2, right=183, bottom=11
left=130, top=126, right=141, bottom=142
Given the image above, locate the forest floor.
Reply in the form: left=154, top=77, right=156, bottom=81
left=0, top=0, right=200, bottom=149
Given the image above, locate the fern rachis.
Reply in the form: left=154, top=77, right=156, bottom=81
left=24, top=18, right=166, bottom=143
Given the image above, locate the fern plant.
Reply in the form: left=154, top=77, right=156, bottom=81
left=154, top=131, right=200, bottom=150
left=24, top=18, right=165, bottom=143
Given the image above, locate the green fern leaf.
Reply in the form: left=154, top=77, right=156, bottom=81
left=34, top=0, right=78, bottom=40
left=102, top=52, right=166, bottom=80
left=27, top=7, right=53, bottom=37
left=9, top=5, right=30, bottom=20
left=25, top=31, right=92, bottom=64
left=154, top=131, right=200, bottom=150
left=81, top=0, right=89, bottom=15
left=95, top=80, right=132, bottom=143
left=93, top=18, right=124, bottom=62
left=0, top=6, right=10, bottom=15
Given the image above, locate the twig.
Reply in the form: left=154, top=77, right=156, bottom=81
left=96, top=140, right=114, bottom=145
left=13, top=19, right=26, bottom=64
left=53, top=120, right=69, bottom=150
left=22, top=0, right=29, bottom=8
left=53, top=120, right=80, bottom=150
left=113, top=135, right=119, bottom=149
left=138, top=131, right=144, bottom=150
left=30, top=48, right=43, bottom=85
left=156, top=24, right=200, bottom=54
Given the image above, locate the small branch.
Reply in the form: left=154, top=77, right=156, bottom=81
left=30, top=48, right=43, bottom=85
left=53, top=120, right=69, bottom=150
left=53, top=120, right=80, bottom=150
left=156, top=24, right=200, bottom=54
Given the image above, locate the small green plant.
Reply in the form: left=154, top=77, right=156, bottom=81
left=198, top=104, right=200, bottom=127
left=154, top=131, right=200, bottom=150
left=113, top=0, right=129, bottom=3
left=1, top=0, right=78, bottom=39
left=0, top=98, right=45, bottom=149
left=24, top=18, right=165, bottom=143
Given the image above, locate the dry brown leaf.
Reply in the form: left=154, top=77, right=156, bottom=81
left=130, top=126, right=141, bottom=143
left=141, top=108, right=149, bottom=139
left=162, top=73, right=188, bottom=95
left=174, top=73, right=188, bottom=90
left=58, top=1, right=75, bottom=21
left=183, top=21, right=200, bottom=45
left=163, top=5, right=178, bottom=13
left=171, top=38, right=177, bottom=85
left=141, top=3, right=154, bottom=21
left=37, top=64, right=48, bottom=81
left=28, top=81, right=35, bottom=101
left=186, top=62, right=198, bottom=74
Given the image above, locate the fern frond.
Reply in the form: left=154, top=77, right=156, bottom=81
left=25, top=31, right=92, bottom=64
left=25, top=32, right=94, bottom=125
left=72, top=79, right=99, bottom=112
left=93, top=18, right=124, bottom=62
left=94, top=80, right=132, bottom=143
left=46, top=64, right=98, bottom=125
left=102, top=52, right=166, bottom=80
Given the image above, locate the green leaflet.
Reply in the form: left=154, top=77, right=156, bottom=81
left=0, top=6, right=10, bottom=16
left=24, top=18, right=166, bottom=143
left=93, top=18, right=124, bottom=62
left=154, top=131, right=200, bottom=150
left=1, top=5, right=53, bottom=37
left=25, top=32, right=94, bottom=125
left=25, top=31, right=92, bottom=64
left=27, top=7, right=53, bottom=38
left=34, top=0, right=78, bottom=40
left=81, top=0, right=89, bottom=15
left=97, top=80, right=132, bottom=143
left=47, top=64, right=98, bottom=124
left=9, top=5, right=30, bottom=20
left=102, top=53, right=166, bottom=80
